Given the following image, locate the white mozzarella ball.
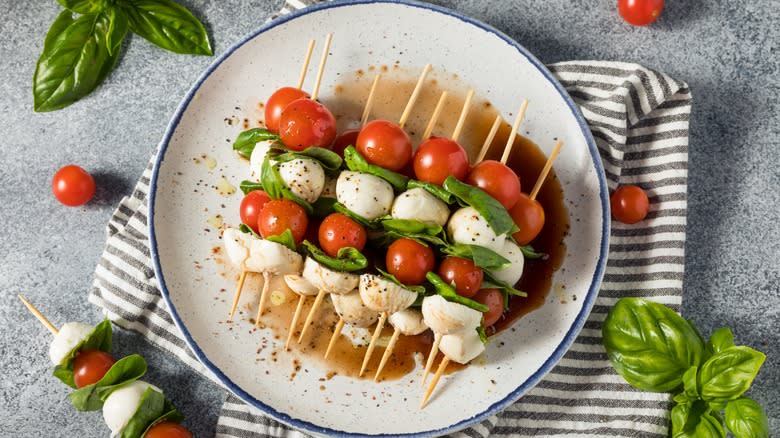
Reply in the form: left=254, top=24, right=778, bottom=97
left=488, top=239, right=525, bottom=286
left=49, top=322, right=93, bottom=365
left=284, top=274, right=319, bottom=297
left=439, top=329, right=485, bottom=364
left=391, top=188, right=450, bottom=226
left=223, top=227, right=253, bottom=269
left=331, top=290, right=379, bottom=328
left=421, top=295, right=483, bottom=335
left=278, top=158, right=325, bottom=204
left=302, top=257, right=359, bottom=294
left=389, top=308, right=428, bottom=336
left=247, top=239, right=303, bottom=275
left=336, top=171, right=394, bottom=220
left=102, top=380, right=162, bottom=437
left=358, top=274, right=417, bottom=314
left=446, top=207, right=506, bottom=253
left=248, top=140, right=276, bottom=181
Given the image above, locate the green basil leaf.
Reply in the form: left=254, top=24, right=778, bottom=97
left=53, top=365, right=76, bottom=388
left=120, top=388, right=167, bottom=438
left=302, top=240, right=368, bottom=272
left=441, top=243, right=510, bottom=271
left=68, top=354, right=147, bottom=411
left=142, top=401, right=185, bottom=437
left=407, top=179, right=453, bottom=203
left=233, top=128, right=279, bottom=159
left=311, top=197, right=337, bottom=219
left=481, top=271, right=528, bottom=298
left=57, top=0, right=107, bottom=14
left=34, top=12, right=119, bottom=112
left=681, top=365, right=699, bottom=401
left=673, top=392, right=693, bottom=405
left=382, top=219, right=442, bottom=236
left=443, top=176, right=518, bottom=236
left=333, top=202, right=382, bottom=229
left=426, top=272, right=489, bottom=312
left=519, top=244, right=546, bottom=260
left=672, top=400, right=726, bottom=438
left=261, top=156, right=313, bottom=215
left=343, top=146, right=409, bottom=192
left=375, top=267, right=426, bottom=294
left=121, top=0, right=212, bottom=55
left=725, top=397, right=769, bottom=438
left=706, top=327, right=736, bottom=357
left=238, top=223, right=260, bottom=238
left=266, top=229, right=297, bottom=252
left=105, top=6, right=129, bottom=56
left=239, top=180, right=264, bottom=195
left=476, top=325, right=489, bottom=344
left=276, top=147, right=343, bottom=176
left=699, top=346, right=765, bottom=402
left=383, top=230, right=446, bottom=248
left=602, top=298, right=705, bottom=392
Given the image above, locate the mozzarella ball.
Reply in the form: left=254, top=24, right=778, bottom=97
left=421, top=295, right=483, bottom=335
left=102, top=380, right=162, bottom=436
left=302, top=257, right=359, bottom=294
left=359, top=274, right=417, bottom=314
left=249, top=140, right=276, bottom=181
left=389, top=308, right=428, bottom=336
left=391, top=188, right=450, bottom=226
left=488, top=239, right=525, bottom=286
left=336, top=171, right=394, bottom=220
left=248, top=239, right=303, bottom=275
left=223, top=227, right=253, bottom=269
left=331, top=290, right=379, bottom=328
left=284, top=274, right=319, bottom=297
left=49, top=322, right=93, bottom=365
left=447, top=207, right=506, bottom=253
left=440, top=329, right=485, bottom=364
left=278, top=158, right=325, bottom=204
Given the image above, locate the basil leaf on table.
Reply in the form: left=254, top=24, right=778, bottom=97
left=275, top=147, right=343, bottom=176
left=601, top=298, right=705, bottom=392
left=376, top=267, right=426, bottom=294
left=239, top=180, right=263, bottom=195
left=68, top=354, right=147, bottom=411
left=302, top=240, right=367, bottom=272
left=120, top=388, right=167, bottom=438
left=725, top=397, right=769, bottom=438
left=57, top=0, right=107, bottom=14
left=343, top=146, right=409, bottom=192
left=698, top=346, right=765, bottom=402
left=105, top=6, right=129, bottom=56
left=407, top=179, right=453, bottom=204
left=52, top=319, right=113, bottom=388
left=706, top=327, right=736, bottom=357
left=260, top=155, right=313, bottom=215
left=266, top=229, right=297, bottom=252
left=443, top=176, right=518, bottom=236
left=426, top=272, right=488, bottom=312
left=233, top=128, right=279, bottom=159
left=441, top=243, right=510, bottom=271
left=120, top=0, right=212, bottom=55
left=381, top=219, right=442, bottom=236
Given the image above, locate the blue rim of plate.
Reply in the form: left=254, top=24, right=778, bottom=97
left=148, top=0, right=610, bottom=436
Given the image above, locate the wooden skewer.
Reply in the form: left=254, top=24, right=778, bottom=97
left=297, top=289, right=326, bottom=343
left=359, top=311, right=388, bottom=377
left=373, top=326, right=401, bottom=381
left=296, top=39, right=316, bottom=90
left=450, top=89, right=475, bottom=143
left=254, top=271, right=272, bottom=327
left=310, top=33, right=333, bottom=101
left=285, top=295, right=307, bottom=349
left=324, top=318, right=345, bottom=359
left=421, top=333, right=442, bottom=386
left=19, top=295, right=58, bottom=334
left=360, top=74, right=382, bottom=128
left=475, top=115, right=502, bottom=163
left=421, top=91, right=448, bottom=140
left=229, top=270, right=248, bottom=320
left=398, top=64, right=433, bottom=128
left=420, top=357, right=450, bottom=409
left=529, top=139, right=564, bottom=200
left=499, top=99, right=529, bottom=165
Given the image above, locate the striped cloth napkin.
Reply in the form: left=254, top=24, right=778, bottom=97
left=89, top=1, right=692, bottom=436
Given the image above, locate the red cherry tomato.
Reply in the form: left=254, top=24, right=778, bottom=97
left=279, top=98, right=337, bottom=151
left=437, top=257, right=483, bottom=298
left=52, top=165, right=96, bottom=206
left=473, top=289, right=503, bottom=327
left=413, top=137, right=470, bottom=185
left=239, top=190, right=271, bottom=234
left=144, top=421, right=193, bottom=438
left=509, top=193, right=546, bottom=245
left=466, top=160, right=522, bottom=210
left=264, top=87, right=309, bottom=132
left=257, top=199, right=309, bottom=244
left=73, top=350, right=116, bottom=388
left=356, top=120, right=412, bottom=171
left=610, top=185, right=650, bottom=224
left=332, top=129, right=360, bottom=157
left=386, top=238, right=435, bottom=285
left=318, top=213, right=367, bottom=257
left=618, top=0, right=664, bottom=26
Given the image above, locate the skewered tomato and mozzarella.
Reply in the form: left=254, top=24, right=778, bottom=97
left=257, top=199, right=309, bottom=245
left=385, top=238, right=435, bottom=286
left=356, top=120, right=412, bottom=172
left=249, top=139, right=277, bottom=181
left=49, top=322, right=118, bottom=388
left=466, top=160, right=522, bottom=210
left=509, top=192, right=546, bottom=244
left=390, top=187, right=449, bottom=226
left=412, top=137, right=470, bottom=186
left=488, top=239, right=525, bottom=286
left=331, top=290, right=379, bottom=328
left=278, top=98, right=337, bottom=150
left=49, top=322, right=94, bottom=365
left=336, top=171, right=394, bottom=220
left=239, top=190, right=271, bottom=235
left=264, top=87, right=310, bottom=132
left=438, top=257, right=483, bottom=298
left=277, top=158, right=326, bottom=204
left=388, top=308, right=428, bottom=336
left=223, top=227, right=303, bottom=275
left=422, top=295, right=485, bottom=365
left=446, top=207, right=506, bottom=253
left=284, top=274, right=319, bottom=297
left=359, top=274, right=417, bottom=315
left=318, top=213, right=367, bottom=257
left=302, top=257, right=359, bottom=294
left=102, top=380, right=162, bottom=436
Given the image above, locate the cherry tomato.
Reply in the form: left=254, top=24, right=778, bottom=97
left=618, top=0, right=664, bottom=26
left=413, top=137, right=470, bottom=185
left=52, top=165, right=96, bottom=206
left=466, top=160, right=521, bottom=210
left=239, top=190, right=271, bottom=234
left=386, top=238, right=435, bottom=285
left=257, top=199, right=309, bottom=244
left=73, top=349, right=115, bottom=388
left=332, top=129, right=360, bottom=157
left=509, top=193, right=546, bottom=245
left=264, top=87, right=309, bottom=132
left=279, top=98, right=337, bottom=151
left=611, top=185, right=650, bottom=224
left=437, top=257, right=483, bottom=298
left=356, top=120, right=412, bottom=172
left=144, top=421, right=193, bottom=438
left=318, top=213, right=367, bottom=257
left=473, top=289, right=503, bottom=328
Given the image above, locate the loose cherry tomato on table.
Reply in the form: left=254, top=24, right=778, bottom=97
left=413, top=137, right=470, bottom=185
left=239, top=190, right=271, bottom=234
left=278, top=98, right=337, bottom=151
left=144, top=421, right=193, bottom=438
left=618, top=0, right=664, bottom=26
left=318, top=213, right=367, bottom=257
left=356, top=120, right=412, bottom=172
left=386, top=238, right=435, bottom=285
left=52, top=165, right=96, bottom=206
left=466, top=160, right=521, bottom=210
left=73, top=349, right=116, bottom=388
left=264, top=87, right=310, bottom=132
left=610, top=185, right=650, bottom=224
left=332, top=129, right=360, bottom=157
left=509, top=193, right=546, bottom=245
left=473, top=288, right=504, bottom=328
left=257, top=199, right=309, bottom=244
left=437, top=257, right=483, bottom=298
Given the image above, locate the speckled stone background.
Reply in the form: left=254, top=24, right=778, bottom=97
left=0, top=0, right=777, bottom=436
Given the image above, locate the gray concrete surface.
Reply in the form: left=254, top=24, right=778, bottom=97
left=1, top=0, right=777, bottom=436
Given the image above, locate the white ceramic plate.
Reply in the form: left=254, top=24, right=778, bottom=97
left=149, top=1, right=609, bottom=436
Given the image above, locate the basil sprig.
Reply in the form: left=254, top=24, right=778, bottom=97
left=53, top=319, right=113, bottom=388
left=407, top=179, right=454, bottom=204
left=443, top=176, right=518, bottom=236
left=426, top=272, right=488, bottom=313
left=68, top=354, right=147, bottom=411
left=302, top=240, right=368, bottom=272
left=34, top=0, right=211, bottom=112
left=603, top=298, right=769, bottom=438
left=376, top=267, right=426, bottom=294
left=233, top=128, right=279, bottom=159
left=266, top=229, right=297, bottom=252
left=272, top=146, right=343, bottom=176
left=343, top=146, right=408, bottom=192
left=260, top=155, right=313, bottom=214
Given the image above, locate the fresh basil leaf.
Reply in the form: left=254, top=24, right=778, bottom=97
left=120, top=388, right=167, bottom=438
left=375, top=267, right=426, bottom=294
left=672, top=400, right=726, bottom=438
left=266, top=229, right=297, bottom=252
left=34, top=13, right=119, bottom=112
left=382, top=219, right=442, bottom=236
left=239, top=180, right=264, bottom=195
left=602, top=298, right=705, bottom=392
left=426, top=272, right=489, bottom=312
left=443, top=176, right=518, bottom=236
left=302, top=240, right=368, bottom=272
left=481, top=271, right=528, bottom=298
left=261, top=156, right=313, bottom=215
left=121, top=0, right=212, bottom=55
left=276, top=147, right=343, bottom=176
left=441, top=243, right=510, bottom=271
left=673, top=392, right=693, bottom=405
left=699, top=346, right=765, bottom=402
left=383, top=230, right=446, bottom=248
left=233, top=128, right=279, bottom=158
left=68, top=354, right=147, bottom=411
left=343, top=146, right=408, bottom=192
left=58, top=0, right=107, bottom=14
left=238, top=223, right=260, bottom=238
left=105, top=6, right=129, bottom=56
left=681, top=366, right=699, bottom=401
left=476, top=325, right=489, bottom=344
left=407, top=179, right=453, bottom=203
left=53, top=365, right=76, bottom=389
left=311, top=197, right=337, bottom=219
left=333, top=202, right=381, bottom=229
left=707, top=327, right=736, bottom=357
left=142, top=401, right=185, bottom=437
left=519, top=244, right=546, bottom=259
left=725, top=397, right=769, bottom=438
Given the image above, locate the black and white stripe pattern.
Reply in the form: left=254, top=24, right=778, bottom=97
left=89, top=1, right=691, bottom=436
